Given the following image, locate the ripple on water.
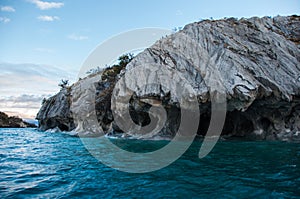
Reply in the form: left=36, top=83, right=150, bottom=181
left=0, top=128, right=300, bottom=198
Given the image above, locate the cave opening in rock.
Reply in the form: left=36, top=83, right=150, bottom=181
left=260, top=117, right=271, bottom=131
left=196, top=109, right=256, bottom=137
left=58, top=123, right=69, bottom=131
left=128, top=95, right=182, bottom=137
left=197, top=112, right=211, bottom=136
left=225, top=111, right=255, bottom=137
left=46, top=119, right=52, bottom=127
left=129, top=100, right=152, bottom=127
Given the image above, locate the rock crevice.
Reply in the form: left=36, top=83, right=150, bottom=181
left=37, top=16, right=300, bottom=141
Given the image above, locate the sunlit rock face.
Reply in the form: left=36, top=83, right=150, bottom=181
left=37, top=15, right=300, bottom=141
left=36, top=88, right=75, bottom=131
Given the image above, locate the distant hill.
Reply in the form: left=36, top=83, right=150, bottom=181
left=0, top=111, right=37, bottom=128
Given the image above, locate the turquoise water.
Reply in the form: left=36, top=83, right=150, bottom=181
left=0, top=128, right=299, bottom=198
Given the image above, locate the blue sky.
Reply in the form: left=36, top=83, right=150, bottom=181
left=1, top=0, right=299, bottom=69
left=0, top=0, right=299, bottom=119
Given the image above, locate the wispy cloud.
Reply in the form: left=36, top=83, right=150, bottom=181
left=0, top=94, right=48, bottom=104
left=0, top=62, right=76, bottom=96
left=0, top=94, right=50, bottom=119
left=29, top=0, right=64, bottom=10
left=1, top=6, right=16, bottom=12
left=37, top=15, right=59, bottom=22
left=0, top=17, right=10, bottom=23
left=176, top=10, right=183, bottom=16
left=68, top=33, right=88, bottom=41
left=35, top=47, right=54, bottom=53
left=0, top=62, right=77, bottom=119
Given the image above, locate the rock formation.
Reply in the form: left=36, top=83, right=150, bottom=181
left=36, top=88, right=75, bottom=131
left=37, top=15, right=300, bottom=141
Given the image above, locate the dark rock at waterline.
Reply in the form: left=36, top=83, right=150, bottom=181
left=36, top=15, right=300, bottom=141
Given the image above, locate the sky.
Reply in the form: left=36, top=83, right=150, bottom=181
left=0, top=0, right=299, bottom=119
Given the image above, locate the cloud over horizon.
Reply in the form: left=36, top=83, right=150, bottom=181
left=0, top=62, right=77, bottom=119
left=0, top=94, right=51, bottom=118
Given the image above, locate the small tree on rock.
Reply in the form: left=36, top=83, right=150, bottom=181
left=118, top=53, right=134, bottom=69
left=58, top=79, right=69, bottom=89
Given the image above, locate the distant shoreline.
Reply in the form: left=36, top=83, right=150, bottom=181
left=0, top=111, right=37, bottom=128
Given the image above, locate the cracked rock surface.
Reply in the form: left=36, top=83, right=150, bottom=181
left=37, top=16, right=300, bottom=141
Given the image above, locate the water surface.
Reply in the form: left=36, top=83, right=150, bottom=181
left=0, top=128, right=299, bottom=198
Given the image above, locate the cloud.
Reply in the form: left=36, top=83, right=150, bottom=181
left=35, top=47, right=54, bottom=53
left=0, top=17, right=10, bottom=23
left=0, top=94, right=48, bottom=104
left=68, top=33, right=88, bottom=41
left=4, top=110, right=38, bottom=120
left=0, top=94, right=50, bottom=119
left=0, top=62, right=77, bottom=96
left=29, top=0, right=64, bottom=10
left=37, top=15, right=59, bottom=21
left=0, top=94, right=48, bottom=109
left=176, top=10, right=183, bottom=16
left=1, top=6, right=16, bottom=12
left=0, top=62, right=77, bottom=119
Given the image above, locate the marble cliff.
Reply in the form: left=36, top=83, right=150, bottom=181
left=37, top=16, right=300, bottom=141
